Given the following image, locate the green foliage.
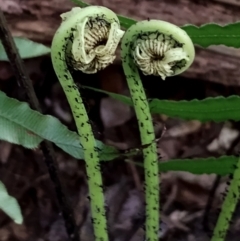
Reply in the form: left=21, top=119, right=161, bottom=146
left=159, top=156, right=237, bottom=176
left=182, top=23, right=240, bottom=48
left=149, top=96, right=240, bottom=122
left=84, top=87, right=240, bottom=122
left=3, top=86, right=239, bottom=177
left=0, top=181, right=23, bottom=224
left=0, top=114, right=42, bottom=149
left=0, top=90, right=119, bottom=161
left=0, top=37, right=50, bottom=61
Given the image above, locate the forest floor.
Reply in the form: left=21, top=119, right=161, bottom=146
left=1, top=52, right=240, bottom=241
left=1, top=0, right=240, bottom=241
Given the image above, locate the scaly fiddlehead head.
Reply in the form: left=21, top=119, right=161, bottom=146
left=131, top=20, right=195, bottom=80
left=121, top=20, right=195, bottom=241
left=51, top=6, right=123, bottom=241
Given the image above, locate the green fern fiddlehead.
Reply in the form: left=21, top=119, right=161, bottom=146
left=121, top=19, right=195, bottom=241
left=51, top=6, right=124, bottom=241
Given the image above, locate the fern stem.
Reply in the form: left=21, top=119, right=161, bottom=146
left=121, top=20, right=194, bottom=241
left=121, top=24, right=160, bottom=241
left=51, top=6, right=123, bottom=241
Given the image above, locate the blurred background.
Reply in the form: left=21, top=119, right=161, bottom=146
left=1, top=0, right=240, bottom=240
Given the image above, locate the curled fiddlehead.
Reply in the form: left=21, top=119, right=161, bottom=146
left=121, top=20, right=195, bottom=241
left=51, top=6, right=124, bottom=241
left=131, top=20, right=195, bottom=79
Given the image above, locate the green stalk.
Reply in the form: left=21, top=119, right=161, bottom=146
left=211, top=159, right=240, bottom=241
left=122, top=60, right=159, bottom=240
left=51, top=6, right=123, bottom=241
left=121, top=20, right=194, bottom=241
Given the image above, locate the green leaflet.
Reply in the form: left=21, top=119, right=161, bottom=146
left=0, top=37, right=50, bottom=61
left=0, top=90, right=119, bottom=160
left=182, top=23, right=240, bottom=48
left=71, top=0, right=240, bottom=48
left=0, top=181, right=23, bottom=224
left=83, top=87, right=240, bottom=122
left=159, top=156, right=237, bottom=176
left=130, top=155, right=237, bottom=175
left=149, top=96, right=240, bottom=122
left=0, top=115, right=42, bottom=149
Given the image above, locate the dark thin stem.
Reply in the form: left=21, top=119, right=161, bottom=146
left=203, top=175, right=221, bottom=234
left=0, top=10, right=79, bottom=241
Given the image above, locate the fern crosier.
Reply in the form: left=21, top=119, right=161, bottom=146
left=62, top=7, right=124, bottom=73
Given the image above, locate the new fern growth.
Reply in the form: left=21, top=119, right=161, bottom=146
left=51, top=3, right=238, bottom=241
left=121, top=20, right=195, bottom=241
left=51, top=6, right=123, bottom=241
